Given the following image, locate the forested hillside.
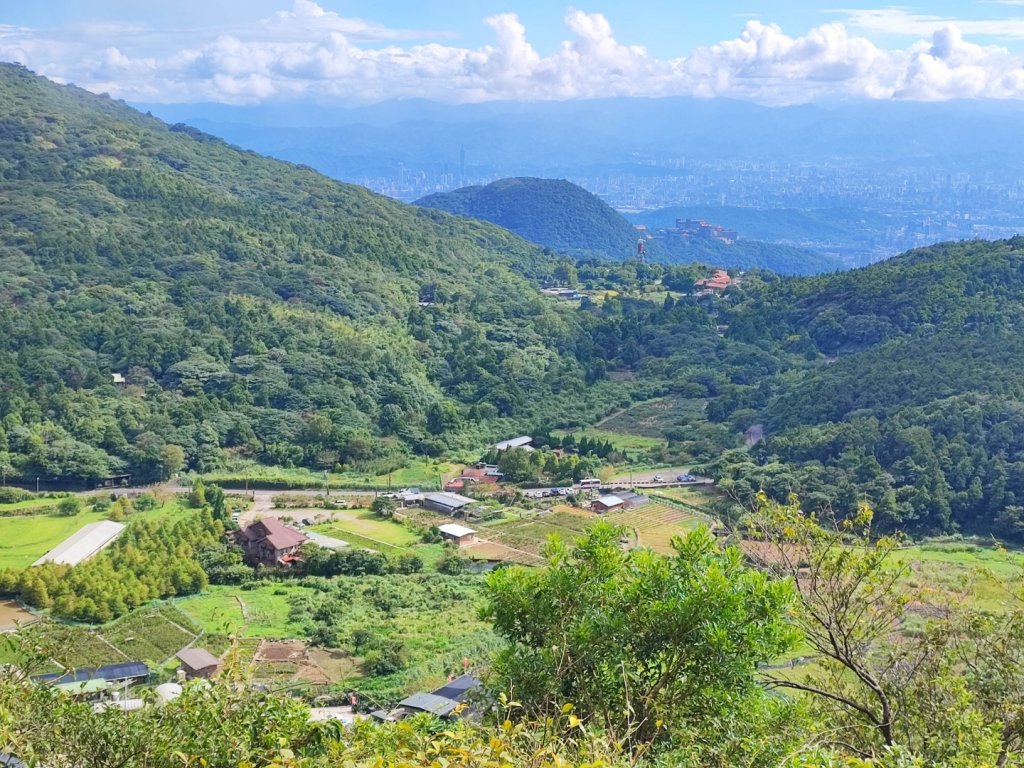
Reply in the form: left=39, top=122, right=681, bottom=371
left=416, top=177, right=658, bottom=261
left=0, top=64, right=616, bottom=484
left=708, top=238, right=1024, bottom=534
left=656, top=233, right=844, bottom=275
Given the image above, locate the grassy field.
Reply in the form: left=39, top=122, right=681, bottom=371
left=650, top=487, right=716, bottom=507
left=309, top=509, right=420, bottom=551
left=199, top=460, right=455, bottom=490
left=178, top=585, right=302, bottom=638
left=0, top=497, right=62, bottom=514
left=0, top=508, right=109, bottom=570
left=893, top=542, right=1024, bottom=614
left=0, top=496, right=194, bottom=571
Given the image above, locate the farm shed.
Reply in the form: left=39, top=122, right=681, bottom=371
left=437, top=523, right=476, bottom=547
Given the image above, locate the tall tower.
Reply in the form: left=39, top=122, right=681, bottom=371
left=459, top=144, right=466, bottom=187
left=636, top=238, right=646, bottom=264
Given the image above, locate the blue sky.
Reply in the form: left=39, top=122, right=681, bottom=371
left=3, top=1, right=1024, bottom=104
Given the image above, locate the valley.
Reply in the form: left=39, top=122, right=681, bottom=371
left=4, top=59, right=1024, bottom=766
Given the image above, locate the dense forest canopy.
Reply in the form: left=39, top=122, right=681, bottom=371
left=416, top=177, right=661, bottom=262
left=0, top=64, right=630, bottom=483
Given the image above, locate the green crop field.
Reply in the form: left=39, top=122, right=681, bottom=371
left=893, top=542, right=1024, bottom=614
left=0, top=603, right=204, bottom=673
left=605, top=502, right=703, bottom=554
left=484, top=509, right=595, bottom=555
left=101, top=610, right=197, bottom=664
left=0, top=509, right=109, bottom=570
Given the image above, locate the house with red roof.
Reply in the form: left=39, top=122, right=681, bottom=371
left=695, top=269, right=732, bottom=292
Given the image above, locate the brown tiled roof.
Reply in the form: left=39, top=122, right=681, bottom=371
left=242, top=518, right=308, bottom=549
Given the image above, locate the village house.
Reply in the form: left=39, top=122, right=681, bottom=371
left=234, top=518, right=308, bottom=566
left=371, top=674, right=482, bottom=722
left=695, top=269, right=732, bottom=292
left=591, top=494, right=627, bottom=513
left=175, top=648, right=221, bottom=680
left=445, top=464, right=503, bottom=492
left=423, top=491, right=477, bottom=517
left=437, top=523, right=476, bottom=547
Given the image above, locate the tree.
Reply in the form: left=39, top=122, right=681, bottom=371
left=483, top=522, right=796, bottom=748
left=189, top=477, right=206, bottom=508
left=749, top=497, right=912, bottom=755
left=160, top=443, right=186, bottom=480
left=57, top=496, right=82, bottom=516
left=750, top=494, right=1024, bottom=764
left=371, top=495, right=397, bottom=519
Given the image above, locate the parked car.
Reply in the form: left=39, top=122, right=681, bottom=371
left=653, top=475, right=664, bottom=483
left=677, top=473, right=696, bottom=482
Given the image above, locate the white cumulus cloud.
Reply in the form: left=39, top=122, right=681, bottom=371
left=1, top=1, right=1023, bottom=105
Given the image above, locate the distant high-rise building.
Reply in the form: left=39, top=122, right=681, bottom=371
left=459, top=144, right=465, bottom=187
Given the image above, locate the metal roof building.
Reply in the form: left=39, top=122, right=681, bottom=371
left=494, top=436, right=533, bottom=451
left=397, top=692, right=462, bottom=717
left=32, top=520, right=126, bottom=567
left=423, top=492, right=476, bottom=516
left=34, top=661, right=149, bottom=686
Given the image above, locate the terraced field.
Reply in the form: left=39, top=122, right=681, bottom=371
left=0, top=603, right=204, bottom=672
left=606, top=502, right=704, bottom=554
left=484, top=509, right=594, bottom=557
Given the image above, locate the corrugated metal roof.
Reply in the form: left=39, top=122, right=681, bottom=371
left=596, top=495, right=625, bottom=506
left=494, top=436, right=533, bottom=450
left=431, top=674, right=481, bottom=701
left=176, top=648, right=220, bottom=670
left=398, top=692, right=460, bottom=717
left=424, top=492, right=475, bottom=508
left=34, top=661, right=148, bottom=685
left=32, top=521, right=126, bottom=567
left=438, top=524, right=476, bottom=538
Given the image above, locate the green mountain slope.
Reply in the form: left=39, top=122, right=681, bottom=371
left=416, top=177, right=655, bottom=261
left=0, top=64, right=612, bottom=483
left=655, top=234, right=844, bottom=276
left=712, top=238, right=1024, bottom=534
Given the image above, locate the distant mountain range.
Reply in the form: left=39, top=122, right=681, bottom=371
left=418, top=178, right=841, bottom=274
